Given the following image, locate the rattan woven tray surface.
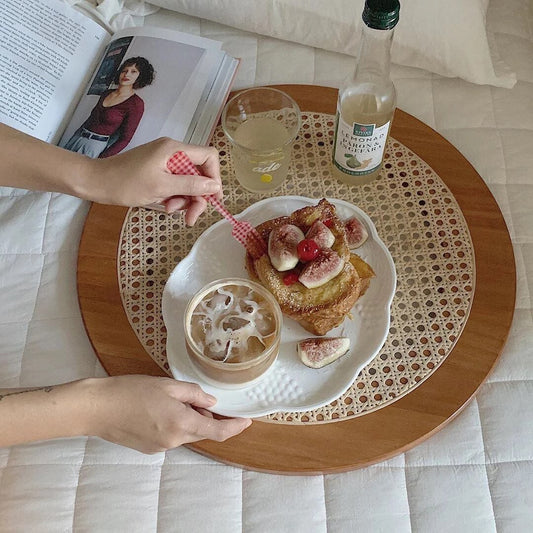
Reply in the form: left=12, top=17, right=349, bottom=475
left=118, top=112, right=474, bottom=424
left=78, top=86, right=515, bottom=473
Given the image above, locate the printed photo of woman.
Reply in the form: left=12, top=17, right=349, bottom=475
left=64, top=57, right=155, bottom=158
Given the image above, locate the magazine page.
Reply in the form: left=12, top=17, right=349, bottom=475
left=0, top=0, right=110, bottom=143
left=58, top=25, right=229, bottom=158
left=185, top=53, right=240, bottom=145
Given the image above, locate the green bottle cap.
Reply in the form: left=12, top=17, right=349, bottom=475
left=362, top=0, right=400, bottom=30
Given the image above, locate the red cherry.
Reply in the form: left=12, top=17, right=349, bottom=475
left=283, top=271, right=299, bottom=285
left=297, top=239, right=320, bottom=262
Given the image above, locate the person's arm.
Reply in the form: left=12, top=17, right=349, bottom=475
left=0, top=123, right=222, bottom=225
left=0, top=376, right=251, bottom=453
left=0, top=124, right=252, bottom=452
left=99, top=96, right=144, bottom=158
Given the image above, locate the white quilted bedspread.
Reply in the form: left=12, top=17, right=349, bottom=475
left=1, top=1, right=532, bottom=531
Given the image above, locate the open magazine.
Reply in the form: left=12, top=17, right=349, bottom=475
left=0, top=0, right=239, bottom=156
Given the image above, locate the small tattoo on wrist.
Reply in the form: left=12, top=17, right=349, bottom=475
left=0, top=386, right=54, bottom=401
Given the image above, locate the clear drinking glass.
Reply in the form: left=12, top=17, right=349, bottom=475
left=222, top=87, right=301, bottom=193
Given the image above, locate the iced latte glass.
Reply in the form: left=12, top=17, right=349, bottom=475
left=184, top=278, right=282, bottom=388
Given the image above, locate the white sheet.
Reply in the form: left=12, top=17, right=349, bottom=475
left=149, top=0, right=517, bottom=88
left=1, top=0, right=532, bottom=531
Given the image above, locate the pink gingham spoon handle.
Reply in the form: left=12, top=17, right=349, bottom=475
left=166, top=152, right=266, bottom=257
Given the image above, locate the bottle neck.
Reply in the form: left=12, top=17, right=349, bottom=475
left=353, top=24, right=394, bottom=82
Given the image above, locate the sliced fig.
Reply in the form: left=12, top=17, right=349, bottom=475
left=305, top=220, right=335, bottom=249
left=344, top=216, right=368, bottom=248
left=268, top=224, right=305, bottom=271
left=297, top=337, right=350, bottom=368
left=298, top=249, right=344, bottom=289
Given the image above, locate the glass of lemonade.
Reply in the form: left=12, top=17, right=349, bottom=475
left=184, top=278, right=283, bottom=389
left=221, top=87, right=301, bottom=193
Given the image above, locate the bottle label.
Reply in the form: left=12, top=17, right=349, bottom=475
left=332, top=114, right=391, bottom=176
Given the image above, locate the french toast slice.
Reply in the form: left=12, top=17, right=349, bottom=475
left=245, top=199, right=374, bottom=335
left=349, top=253, right=375, bottom=297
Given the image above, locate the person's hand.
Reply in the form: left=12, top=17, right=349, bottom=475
left=82, top=375, right=251, bottom=454
left=0, top=125, right=221, bottom=225
left=93, top=137, right=223, bottom=225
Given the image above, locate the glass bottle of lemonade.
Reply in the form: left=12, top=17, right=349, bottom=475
left=331, top=0, right=400, bottom=185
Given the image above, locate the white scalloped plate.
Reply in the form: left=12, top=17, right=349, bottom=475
left=162, top=196, right=396, bottom=418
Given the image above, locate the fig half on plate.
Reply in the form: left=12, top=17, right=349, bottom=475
left=297, top=337, right=350, bottom=368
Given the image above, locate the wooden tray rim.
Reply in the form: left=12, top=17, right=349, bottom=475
left=77, top=84, right=516, bottom=474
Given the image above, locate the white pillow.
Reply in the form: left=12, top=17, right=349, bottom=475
left=148, top=0, right=516, bottom=88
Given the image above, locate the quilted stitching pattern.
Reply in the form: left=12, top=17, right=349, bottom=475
left=0, top=1, right=532, bottom=531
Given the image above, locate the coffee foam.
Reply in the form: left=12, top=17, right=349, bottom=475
left=190, top=285, right=276, bottom=363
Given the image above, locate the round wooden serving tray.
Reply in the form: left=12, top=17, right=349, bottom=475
left=77, top=85, right=515, bottom=474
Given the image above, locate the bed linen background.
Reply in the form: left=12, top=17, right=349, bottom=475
left=1, top=0, right=532, bottom=531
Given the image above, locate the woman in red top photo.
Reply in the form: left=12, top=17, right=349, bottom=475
left=64, top=56, right=155, bottom=158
